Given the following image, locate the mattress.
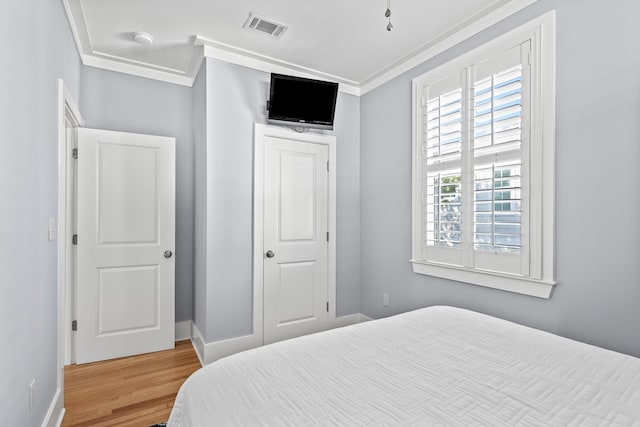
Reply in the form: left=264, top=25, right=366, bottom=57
left=168, top=306, right=640, bottom=426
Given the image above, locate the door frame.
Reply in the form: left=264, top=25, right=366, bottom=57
left=56, top=79, right=82, bottom=418
left=58, top=80, right=82, bottom=368
left=253, top=123, right=337, bottom=345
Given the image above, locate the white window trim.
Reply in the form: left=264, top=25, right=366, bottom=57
left=410, top=11, right=556, bottom=298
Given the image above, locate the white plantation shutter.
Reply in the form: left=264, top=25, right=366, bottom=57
left=471, top=44, right=530, bottom=275
left=416, top=42, right=531, bottom=275
left=421, top=73, right=464, bottom=266
left=411, top=14, right=556, bottom=297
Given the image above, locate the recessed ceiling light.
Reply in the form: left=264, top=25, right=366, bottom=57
left=133, top=31, right=154, bottom=46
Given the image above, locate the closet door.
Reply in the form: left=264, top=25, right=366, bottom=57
left=262, top=136, right=330, bottom=345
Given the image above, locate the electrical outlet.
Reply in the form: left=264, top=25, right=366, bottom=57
left=29, top=379, right=36, bottom=411
left=383, top=293, right=389, bottom=307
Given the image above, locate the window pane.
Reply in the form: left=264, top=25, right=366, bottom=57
left=495, top=211, right=521, bottom=223
left=474, top=223, right=492, bottom=234
left=495, top=234, right=521, bottom=247
left=475, top=212, right=492, bottom=223
left=423, top=88, right=463, bottom=162
left=475, top=233, right=492, bottom=244
left=472, top=65, right=522, bottom=153
left=473, top=162, right=522, bottom=253
left=475, top=190, right=493, bottom=201
left=424, top=172, right=462, bottom=248
left=474, top=201, right=493, bottom=212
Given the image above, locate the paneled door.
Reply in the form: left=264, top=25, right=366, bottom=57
left=263, top=136, right=330, bottom=345
left=75, top=128, right=175, bottom=364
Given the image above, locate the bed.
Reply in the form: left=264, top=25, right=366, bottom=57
left=168, top=306, right=640, bottom=426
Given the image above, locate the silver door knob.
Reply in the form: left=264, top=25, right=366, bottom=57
left=265, top=250, right=275, bottom=258
left=164, top=250, right=173, bottom=258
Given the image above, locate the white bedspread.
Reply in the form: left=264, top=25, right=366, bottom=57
left=169, top=306, right=640, bottom=426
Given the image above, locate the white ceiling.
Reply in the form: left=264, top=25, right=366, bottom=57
left=64, top=0, right=537, bottom=94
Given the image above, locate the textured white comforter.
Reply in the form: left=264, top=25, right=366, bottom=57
left=169, top=306, right=640, bottom=426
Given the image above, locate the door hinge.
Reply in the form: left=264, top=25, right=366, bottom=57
left=326, top=302, right=329, bottom=312
left=327, top=160, right=330, bottom=172
left=72, top=234, right=77, bottom=245
left=72, top=148, right=78, bottom=159
left=71, top=320, right=77, bottom=331
left=326, top=232, right=329, bottom=242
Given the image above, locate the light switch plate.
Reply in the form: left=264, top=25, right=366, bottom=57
left=29, top=379, right=36, bottom=411
left=48, top=218, right=57, bottom=241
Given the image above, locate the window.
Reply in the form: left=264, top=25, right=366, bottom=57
left=411, top=13, right=556, bottom=298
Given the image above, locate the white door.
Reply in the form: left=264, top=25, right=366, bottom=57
left=263, top=136, right=330, bottom=345
left=75, top=128, right=175, bottom=364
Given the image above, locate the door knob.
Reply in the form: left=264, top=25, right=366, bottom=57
left=164, top=250, right=173, bottom=258
left=265, top=250, right=275, bottom=258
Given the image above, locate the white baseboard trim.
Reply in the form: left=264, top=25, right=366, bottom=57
left=193, top=313, right=373, bottom=365
left=329, top=313, right=374, bottom=329
left=331, top=313, right=364, bottom=328
left=203, top=333, right=262, bottom=365
left=41, top=387, right=64, bottom=427
left=190, top=322, right=261, bottom=365
left=359, top=313, right=374, bottom=322
left=190, top=322, right=205, bottom=367
left=175, top=320, right=192, bottom=341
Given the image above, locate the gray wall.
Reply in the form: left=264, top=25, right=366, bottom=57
left=79, top=67, right=195, bottom=323
left=0, top=0, right=81, bottom=424
left=360, top=0, right=640, bottom=357
left=203, top=59, right=263, bottom=341
left=333, top=92, right=361, bottom=316
left=200, top=58, right=361, bottom=342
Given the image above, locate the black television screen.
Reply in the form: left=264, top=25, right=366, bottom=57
left=268, top=73, right=338, bottom=130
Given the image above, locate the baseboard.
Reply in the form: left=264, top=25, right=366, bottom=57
left=193, top=313, right=373, bottom=365
left=41, top=387, right=64, bottom=427
left=359, top=313, right=374, bottom=322
left=190, top=322, right=205, bottom=367
left=203, top=333, right=262, bottom=365
left=175, top=320, right=192, bottom=341
left=331, top=313, right=364, bottom=328
left=189, top=322, right=261, bottom=365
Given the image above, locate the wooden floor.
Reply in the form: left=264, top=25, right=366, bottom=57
left=63, top=340, right=201, bottom=427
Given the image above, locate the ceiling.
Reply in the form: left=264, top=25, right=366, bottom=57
left=63, top=0, right=537, bottom=94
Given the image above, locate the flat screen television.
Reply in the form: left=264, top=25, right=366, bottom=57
left=267, top=73, right=338, bottom=130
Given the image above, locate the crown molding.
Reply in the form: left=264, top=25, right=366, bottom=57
left=63, top=0, right=201, bottom=87
left=359, top=0, right=539, bottom=94
left=63, top=0, right=539, bottom=94
left=196, top=37, right=361, bottom=96
left=79, top=49, right=201, bottom=86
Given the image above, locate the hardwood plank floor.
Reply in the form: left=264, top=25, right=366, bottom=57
left=63, top=340, right=201, bottom=427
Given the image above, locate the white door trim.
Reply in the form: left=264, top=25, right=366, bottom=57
left=253, top=123, right=337, bottom=345
left=59, top=82, right=83, bottom=367
left=56, top=79, right=82, bottom=424
left=57, top=79, right=82, bottom=364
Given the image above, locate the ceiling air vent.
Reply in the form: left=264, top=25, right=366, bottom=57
left=243, top=13, right=288, bottom=39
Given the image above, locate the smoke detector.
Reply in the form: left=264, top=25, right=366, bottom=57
left=243, top=13, right=288, bottom=39
left=133, top=31, right=154, bottom=46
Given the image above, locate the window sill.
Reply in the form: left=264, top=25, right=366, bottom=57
left=410, top=260, right=556, bottom=299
